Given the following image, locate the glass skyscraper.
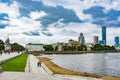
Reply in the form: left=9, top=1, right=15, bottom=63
left=102, top=26, right=106, bottom=45
left=114, top=36, right=119, bottom=46
left=99, top=40, right=105, bottom=45
left=94, top=36, right=99, bottom=44
left=78, top=33, right=85, bottom=45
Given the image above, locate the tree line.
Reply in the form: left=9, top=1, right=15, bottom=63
left=0, top=39, right=24, bottom=52
left=43, top=44, right=115, bottom=51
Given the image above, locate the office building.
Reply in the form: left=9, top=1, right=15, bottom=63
left=78, top=33, right=85, bottom=45
left=99, top=40, right=105, bottom=45
left=102, top=26, right=106, bottom=45
left=94, top=36, right=99, bottom=44
left=114, top=36, right=119, bottom=46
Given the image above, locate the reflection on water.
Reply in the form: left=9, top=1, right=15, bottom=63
left=42, top=53, right=120, bottom=77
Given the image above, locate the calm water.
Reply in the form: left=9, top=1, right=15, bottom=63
left=42, top=53, right=120, bottom=77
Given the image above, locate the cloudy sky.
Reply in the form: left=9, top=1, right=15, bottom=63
left=0, top=0, right=120, bottom=46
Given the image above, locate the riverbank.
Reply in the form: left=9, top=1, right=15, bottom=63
left=36, top=55, right=120, bottom=80
left=36, top=56, right=101, bottom=78
left=32, top=50, right=118, bottom=56
left=0, top=54, right=101, bottom=80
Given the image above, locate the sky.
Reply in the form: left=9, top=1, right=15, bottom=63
left=0, top=0, right=120, bottom=46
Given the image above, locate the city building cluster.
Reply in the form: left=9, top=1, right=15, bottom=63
left=26, top=26, right=119, bottom=51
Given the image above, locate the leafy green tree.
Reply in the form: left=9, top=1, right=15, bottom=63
left=92, top=44, right=115, bottom=50
left=77, top=45, right=87, bottom=51
left=55, top=46, right=58, bottom=51
left=11, top=43, right=24, bottom=51
left=43, top=45, right=54, bottom=51
left=111, top=46, right=115, bottom=50
left=92, top=44, right=104, bottom=50
left=0, top=39, right=4, bottom=53
left=67, top=46, right=72, bottom=51
left=72, top=46, right=76, bottom=51
left=62, top=45, right=68, bottom=51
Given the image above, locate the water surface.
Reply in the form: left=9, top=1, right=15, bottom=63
left=42, top=53, right=120, bottom=77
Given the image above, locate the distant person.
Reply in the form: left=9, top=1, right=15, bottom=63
left=0, top=51, right=2, bottom=55
left=8, top=51, right=10, bottom=55
left=37, top=61, right=41, bottom=67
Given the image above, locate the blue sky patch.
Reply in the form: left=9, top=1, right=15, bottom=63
left=17, top=0, right=81, bottom=27
left=0, top=0, right=12, bottom=4
left=0, top=24, right=7, bottom=28
left=83, top=6, right=120, bottom=27
left=42, top=32, right=53, bottom=36
left=23, top=31, right=40, bottom=36
left=0, top=13, right=9, bottom=20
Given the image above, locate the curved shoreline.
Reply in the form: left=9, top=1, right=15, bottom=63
left=35, top=56, right=120, bottom=80
left=32, top=51, right=119, bottom=55
left=36, top=56, right=101, bottom=77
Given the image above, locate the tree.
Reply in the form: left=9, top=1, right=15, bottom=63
left=67, top=46, right=72, bottom=51
left=11, top=43, right=24, bottom=51
left=0, top=39, right=4, bottom=52
left=62, top=45, right=68, bottom=51
left=43, top=45, right=54, bottom=51
left=55, top=46, right=58, bottom=51
left=92, top=44, right=115, bottom=50
left=72, top=46, right=76, bottom=51
left=77, top=45, right=87, bottom=51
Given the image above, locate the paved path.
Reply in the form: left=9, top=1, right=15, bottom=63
left=0, top=54, right=102, bottom=80
left=0, top=52, right=21, bottom=63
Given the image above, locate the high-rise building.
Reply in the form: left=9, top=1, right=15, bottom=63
left=114, top=36, right=119, bottom=46
left=99, top=40, right=105, bottom=45
left=94, top=36, right=99, bottom=44
left=102, top=26, right=106, bottom=45
left=78, top=33, right=85, bottom=45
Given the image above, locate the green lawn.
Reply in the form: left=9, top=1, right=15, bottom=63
left=0, top=54, right=28, bottom=72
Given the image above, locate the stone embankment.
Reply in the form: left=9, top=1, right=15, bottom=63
left=0, top=53, right=102, bottom=80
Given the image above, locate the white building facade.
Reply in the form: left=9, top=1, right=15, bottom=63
left=26, top=43, right=45, bottom=51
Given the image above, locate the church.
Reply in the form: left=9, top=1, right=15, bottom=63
left=4, top=37, right=11, bottom=52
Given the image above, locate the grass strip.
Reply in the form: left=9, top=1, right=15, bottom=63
left=0, top=54, right=28, bottom=72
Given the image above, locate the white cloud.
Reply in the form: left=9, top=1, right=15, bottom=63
left=46, top=20, right=120, bottom=45
left=41, top=0, right=120, bottom=21
left=41, top=0, right=93, bottom=21
left=47, top=21, right=101, bottom=43
left=0, top=0, right=120, bottom=46
left=0, top=2, right=44, bottom=45
left=0, top=20, right=9, bottom=25
left=0, top=1, right=20, bottom=18
left=29, top=11, right=47, bottom=20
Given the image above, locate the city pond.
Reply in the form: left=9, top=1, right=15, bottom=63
left=41, top=53, right=120, bottom=77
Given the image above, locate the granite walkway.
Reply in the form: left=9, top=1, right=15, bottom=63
left=0, top=54, right=102, bottom=80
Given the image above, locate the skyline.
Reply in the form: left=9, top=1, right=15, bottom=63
left=0, top=0, right=120, bottom=46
